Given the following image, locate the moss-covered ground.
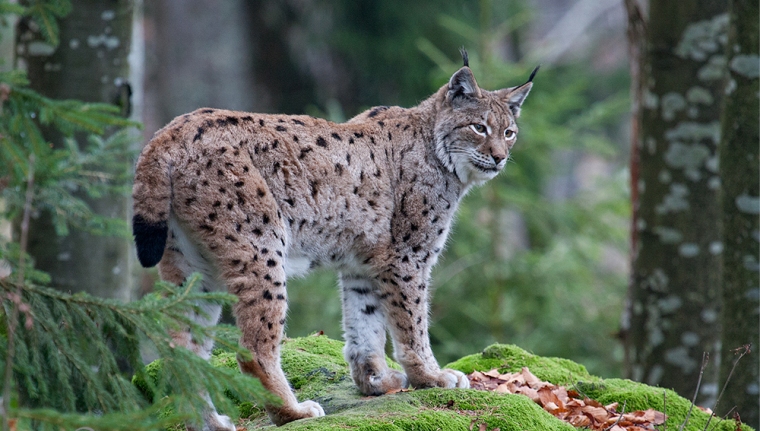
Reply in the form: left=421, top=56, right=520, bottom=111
left=134, top=335, right=754, bottom=431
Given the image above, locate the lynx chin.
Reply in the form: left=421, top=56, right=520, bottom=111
left=132, top=52, right=535, bottom=428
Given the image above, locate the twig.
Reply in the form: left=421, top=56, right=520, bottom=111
left=707, top=406, right=737, bottom=431
left=2, top=155, right=35, bottom=431
left=680, top=352, right=709, bottom=431
left=704, top=345, right=751, bottom=431
left=657, top=391, right=667, bottom=431
left=604, top=400, right=627, bottom=431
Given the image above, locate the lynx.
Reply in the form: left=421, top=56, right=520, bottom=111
left=132, top=53, right=535, bottom=428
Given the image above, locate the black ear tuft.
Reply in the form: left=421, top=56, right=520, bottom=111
left=528, top=65, right=540, bottom=83
left=460, top=48, right=469, bottom=67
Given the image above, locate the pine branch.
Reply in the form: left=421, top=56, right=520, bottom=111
left=0, top=273, right=276, bottom=429
left=1, top=155, right=34, bottom=431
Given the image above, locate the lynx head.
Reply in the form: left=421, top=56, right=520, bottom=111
left=434, top=55, right=536, bottom=186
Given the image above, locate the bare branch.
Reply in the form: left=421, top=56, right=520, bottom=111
left=680, top=352, right=709, bottom=431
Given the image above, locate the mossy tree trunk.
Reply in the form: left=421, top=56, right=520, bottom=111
left=717, top=0, right=759, bottom=427
left=628, top=0, right=727, bottom=405
left=15, top=0, right=135, bottom=300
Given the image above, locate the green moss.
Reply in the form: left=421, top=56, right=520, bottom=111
left=576, top=379, right=753, bottom=431
left=279, top=336, right=351, bottom=400
left=445, top=343, right=597, bottom=386
left=132, top=336, right=753, bottom=431
left=131, top=358, right=164, bottom=401
left=268, top=389, right=573, bottom=431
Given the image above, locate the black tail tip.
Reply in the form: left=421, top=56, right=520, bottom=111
left=132, top=214, right=167, bottom=267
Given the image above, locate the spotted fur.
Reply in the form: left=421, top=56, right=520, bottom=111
left=132, top=63, right=533, bottom=428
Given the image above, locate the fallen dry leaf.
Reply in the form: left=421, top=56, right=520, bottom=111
left=466, top=368, right=667, bottom=431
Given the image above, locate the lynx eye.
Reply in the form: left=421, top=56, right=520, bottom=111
left=470, top=124, right=487, bottom=135
left=504, top=129, right=515, bottom=139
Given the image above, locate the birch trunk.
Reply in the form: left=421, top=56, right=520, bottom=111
left=717, top=0, right=759, bottom=426
left=629, top=0, right=727, bottom=405
left=16, top=0, right=135, bottom=300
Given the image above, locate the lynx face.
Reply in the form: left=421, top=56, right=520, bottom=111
left=434, top=67, right=532, bottom=186
left=132, top=53, right=534, bottom=428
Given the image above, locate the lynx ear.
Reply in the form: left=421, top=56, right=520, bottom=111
left=501, top=82, right=532, bottom=118
left=447, top=67, right=481, bottom=104
left=498, top=66, right=539, bottom=118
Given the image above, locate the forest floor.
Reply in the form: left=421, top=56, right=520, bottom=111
left=138, top=335, right=753, bottom=431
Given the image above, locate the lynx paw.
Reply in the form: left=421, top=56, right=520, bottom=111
left=438, top=368, right=470, bottom=389
left=360, top=368, right=409, bottom=395
left=268, top=400, right=325, bottom=426
left=186, top=411, right=235, bottom=431
left=410, top=368, right=470, bottom=390
left=297, top=400, right=326, bottom=418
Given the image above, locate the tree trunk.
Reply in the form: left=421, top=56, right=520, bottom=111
left=717, top=0, right=759, bottom=426
left=142, top=0, right=257, bottom=136
left=16, top=0, right=135, bottom=300
left=628, top=0, right=727, bottom=405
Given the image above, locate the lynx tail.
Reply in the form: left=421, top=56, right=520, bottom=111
left=131, top=139, right=172, bottom=268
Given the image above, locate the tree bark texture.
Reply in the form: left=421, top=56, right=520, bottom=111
left=629, top=0, right=727, bottom=405
left=142, top=0, right=258, bottom=138
left=16, top=0, right=134, bottom=300
left=718, top=0, right=759, bottom=426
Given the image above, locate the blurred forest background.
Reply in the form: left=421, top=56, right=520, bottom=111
left=0, top=0, right=757, bottom=429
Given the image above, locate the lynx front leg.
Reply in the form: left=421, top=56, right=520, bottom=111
left=378, top=271, right=469, bottom=391
left=340, top=274, right=408, bottom=395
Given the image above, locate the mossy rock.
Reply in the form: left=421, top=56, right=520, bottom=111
left=134, top=335, right=754, bottom=431
left=444, top=343, right=598, bottom=386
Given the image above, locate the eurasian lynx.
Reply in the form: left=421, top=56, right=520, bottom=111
left=132, top=53, right=535, bottom=428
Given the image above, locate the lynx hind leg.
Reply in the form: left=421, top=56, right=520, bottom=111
left=340, top=274, right=408, bottom=395
left=230, top=228, right=325, bottom=425
left=158, top=236, right=234, bottom=431
left=174, top=168, right=323, bottom=426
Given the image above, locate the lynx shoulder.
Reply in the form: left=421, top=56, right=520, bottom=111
left=132, top=55, right=535, bottom=428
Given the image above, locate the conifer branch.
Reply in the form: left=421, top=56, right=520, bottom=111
left=2, top=154, right=34, bottom=431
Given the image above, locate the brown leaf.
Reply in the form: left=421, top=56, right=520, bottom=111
left=521, top=367, right=542, bottom=386
left=538, top=387, right=565, bottom=412
left=568, top=413, right=591, bottom=427
left=544, top=401, right=560, bottom=413
left=484, top=369, right=502, bottom=378
left=494, top=383, right=511, bottom=394
left=465, top=367, right=667, bottom=431
left=516, top=386, right=540, bottom=402
left=581, top=405, right=609, bottom=423
left=584, top=397, right=604, bottom=408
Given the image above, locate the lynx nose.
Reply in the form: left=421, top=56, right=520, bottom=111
left=491, top=153, right=505, bottom=165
